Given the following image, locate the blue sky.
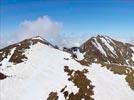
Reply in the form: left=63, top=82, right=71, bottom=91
left=0, top=0, right=134, bottom=47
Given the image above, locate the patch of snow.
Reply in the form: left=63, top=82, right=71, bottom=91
left=32, top=36, right=44, bottom=41
left=130, top=46, right=134, bottom=61
left=74, top=49, right=85, bottom=61
left=87, top=63, right=134, bottom=100
left=2, top=52, right=5, bottom=58
left=92, top=38, right=107, bottom=56
left=58, top=92, right=65, bottom=100
left=94, top=58, right=97, bottom=62
left=126, top=59, right=129, bottom=65
left=64, top=82, right=79, bottom=94
left=100, top=37, right=117, bottom=56
left=104, top=36, right=115, bottom=45
left=130, top=47, right=134, bottom=52
left=120, top=51, right=123, bottom=56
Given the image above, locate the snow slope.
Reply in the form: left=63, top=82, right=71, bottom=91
left=87, top=63, right=134, bottom=100
left=0, top=42, right=86, bottom=100
left=0, top=37, right=134, bottom=100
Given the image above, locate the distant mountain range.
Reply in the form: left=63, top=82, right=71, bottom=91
left=0, top=35, right=134, bottom=100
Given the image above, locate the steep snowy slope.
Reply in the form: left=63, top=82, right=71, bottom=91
left=0, top=36, right=134, bottom=100
left=79, top=35, right=134, bottom=93
left=0, top=38, right=87, bottom=100
left=87, top=63, right=134, bottom=100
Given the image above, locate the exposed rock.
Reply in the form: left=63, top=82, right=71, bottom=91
left=47, top=92, right=58, bottom=100
left=63, top=66, right=94, bottom=100
left=0, top=72, right=7, bottom=80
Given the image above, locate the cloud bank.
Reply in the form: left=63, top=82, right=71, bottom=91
left=16, top=16, right=63, bottom=40
left=53, top=34, right=90, bottom=48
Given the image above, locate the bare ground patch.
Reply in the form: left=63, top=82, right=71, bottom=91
left=47, top=92, right=58, bottom=100
left=46, top=66, right=94, bottom=100
left=61, top=66, right=94, bottom=100
left=0, top=72, right=7, bottom=80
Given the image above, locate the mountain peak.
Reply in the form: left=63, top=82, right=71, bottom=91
left=96, top=34, right=105, bottom=38
left=30, top=36, right=46, bottom=41
left=92, top=34, right=113, bottom=41
left=25, top=36, right=49, bottom=44
left=0, top=36, right=54, bottom=65
left=80, top=35, right=134, bottom=66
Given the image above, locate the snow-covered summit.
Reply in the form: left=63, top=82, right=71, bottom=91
left=31, top=36, right=45, bottom=41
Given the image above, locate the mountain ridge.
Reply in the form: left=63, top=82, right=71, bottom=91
left=0, top=35, right=134, bottom=100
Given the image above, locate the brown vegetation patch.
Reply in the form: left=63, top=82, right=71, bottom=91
left=62, top=66, right=94, bottom=100
left=47, top=92, right=58, bottom=100
left=78, top=59, right=91, bottom=66
left=125, top=72, right=134, bottom=90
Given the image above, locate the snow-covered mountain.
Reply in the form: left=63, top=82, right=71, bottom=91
left=0, top=35, right=134, bottom=100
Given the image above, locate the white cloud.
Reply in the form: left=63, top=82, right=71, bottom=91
left=1, top=15, right=90, bottom=48
left=53, top=34, right=91, bottom=48
left=0, top=16, right=63, bottom=48
left=16, top=16, right=63, bottom=40
left=1, top=16, right=133, bottom=49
